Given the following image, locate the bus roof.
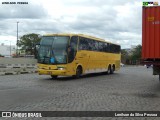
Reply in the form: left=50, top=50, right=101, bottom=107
left=43, top=33, right=120, bottom=46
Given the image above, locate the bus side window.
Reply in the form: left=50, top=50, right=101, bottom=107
left=93, top=41, right=99, bottom=51
left=70, top=36, right=78, bottom=52
left=110, top=44, right=120, bottom=53
left=68, top=36, right=78, bottom=63
left=99, top=42, right=104, bottom=52
left=103, top=43, right=109, bottom=52
left=90, top=40, right=96, bottom=51
left=79, top=37, right=83, bottom=50
left=79, top=37, right=89, bottom=50
left=114, top=45, right=121, bottom=53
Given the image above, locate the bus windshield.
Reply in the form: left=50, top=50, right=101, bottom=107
left=38, top=36, right=69, bottom=64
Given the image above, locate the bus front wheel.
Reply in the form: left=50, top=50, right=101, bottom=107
left=73, top=66, right=82, bottom=79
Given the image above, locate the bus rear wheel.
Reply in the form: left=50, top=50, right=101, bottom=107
left=107, top=65, right=113, bottom=74
left=51, top=75, right=58, bottom=79
left=111, top=65, right=115, bottom=74
left=73, top=66, right=82, bottom=79
left=107, top=65, right=111, bottom=74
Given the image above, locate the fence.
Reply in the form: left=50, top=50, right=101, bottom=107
left=0, top=58, right=37, bottom=75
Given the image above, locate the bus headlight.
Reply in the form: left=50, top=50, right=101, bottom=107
left=58, top=67, right=65, bottom=70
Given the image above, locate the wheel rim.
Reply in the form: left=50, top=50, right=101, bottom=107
left=108, top=66, right=111, bottom=73
left=112, top=66, right=115, bottom=72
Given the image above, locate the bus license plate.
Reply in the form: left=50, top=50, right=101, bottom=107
left=47, top=71, right=52, bottom=75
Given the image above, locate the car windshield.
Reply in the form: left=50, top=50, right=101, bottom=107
left=38, top=36, right=69, bottom=64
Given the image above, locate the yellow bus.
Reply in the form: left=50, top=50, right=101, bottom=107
left=37, top=33, right=121, bottom=79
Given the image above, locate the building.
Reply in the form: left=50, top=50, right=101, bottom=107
left=0, top=43, right=16, bottom=57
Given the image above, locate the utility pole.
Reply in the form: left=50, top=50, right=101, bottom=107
left=16, top=21, right=19, bottom=56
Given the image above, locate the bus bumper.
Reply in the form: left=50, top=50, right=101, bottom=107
left=38, top=69, right=67, bottom=76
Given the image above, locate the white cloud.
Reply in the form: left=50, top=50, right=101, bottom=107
left=0, top=0, right=48, bottom=19
left=0, top=35, right=16, bottom=45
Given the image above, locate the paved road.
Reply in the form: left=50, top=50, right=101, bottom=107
left=0, top=66, right=160, bottom=120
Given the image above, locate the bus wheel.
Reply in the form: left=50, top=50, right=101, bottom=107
left=107, top=65, right=111, bottom=74
left=111, top=65, right=115, bottom=74
left=110, top=67, right=113, bottom=74
left=51, top=75, right=58, bottom=79
left=107, top=65, right=113, bottom=74
left=74, top=66, right=82, bottom=78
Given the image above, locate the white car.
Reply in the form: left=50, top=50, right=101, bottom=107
left=120, top=63, right=124, bottom=67
left=144, top=64, right=153, bottom=68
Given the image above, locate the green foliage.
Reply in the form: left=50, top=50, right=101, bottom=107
left=121, top=49, right=129, bottom=63
left=121, top=49, right=128, bottom=57
left=131, top=45, right=142, bottom=60
left=121, top=45, right=142, bottom=65
left=18, top=33, right=41, bottom=55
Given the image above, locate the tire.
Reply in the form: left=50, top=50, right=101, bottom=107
left=111, top=65, right=115, bottom=74
left=51, top=75, right=58, bottom=79
left=110, top=66, right=113, bottom=74
left=107, top=65, right=114, bottom=74
left=107, top=65, right=111, bottom=74
left=73, top=66, right=82, bottom=79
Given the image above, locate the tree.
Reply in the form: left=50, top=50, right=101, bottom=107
left=130, top=45, right=142, bottom=64
left=121, top=49, right=128, bottom=63
left=121, top=45, right=142, bottom=65
left=131, top=45, right=142, bottom=60
left=18, top=33, right=41, bottom=56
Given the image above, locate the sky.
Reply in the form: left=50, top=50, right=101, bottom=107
left=0, top=0, right=150, bottom=48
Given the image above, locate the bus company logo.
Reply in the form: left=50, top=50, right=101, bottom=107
left=143, top=2, right=159, bottom=6
left=147, top=17, right=154, bottom=21
left=2, top=112, right=11, bottom=117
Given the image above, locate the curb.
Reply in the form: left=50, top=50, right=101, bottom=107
left=0, top=64, right=37, bottom=69
left=0, top=69, right=37, bottom=76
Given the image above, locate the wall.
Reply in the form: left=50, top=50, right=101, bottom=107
left=0, top=58, right=37, bottom=68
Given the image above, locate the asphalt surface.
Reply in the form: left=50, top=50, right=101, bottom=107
left=0, top=66, right=160, bottom=120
